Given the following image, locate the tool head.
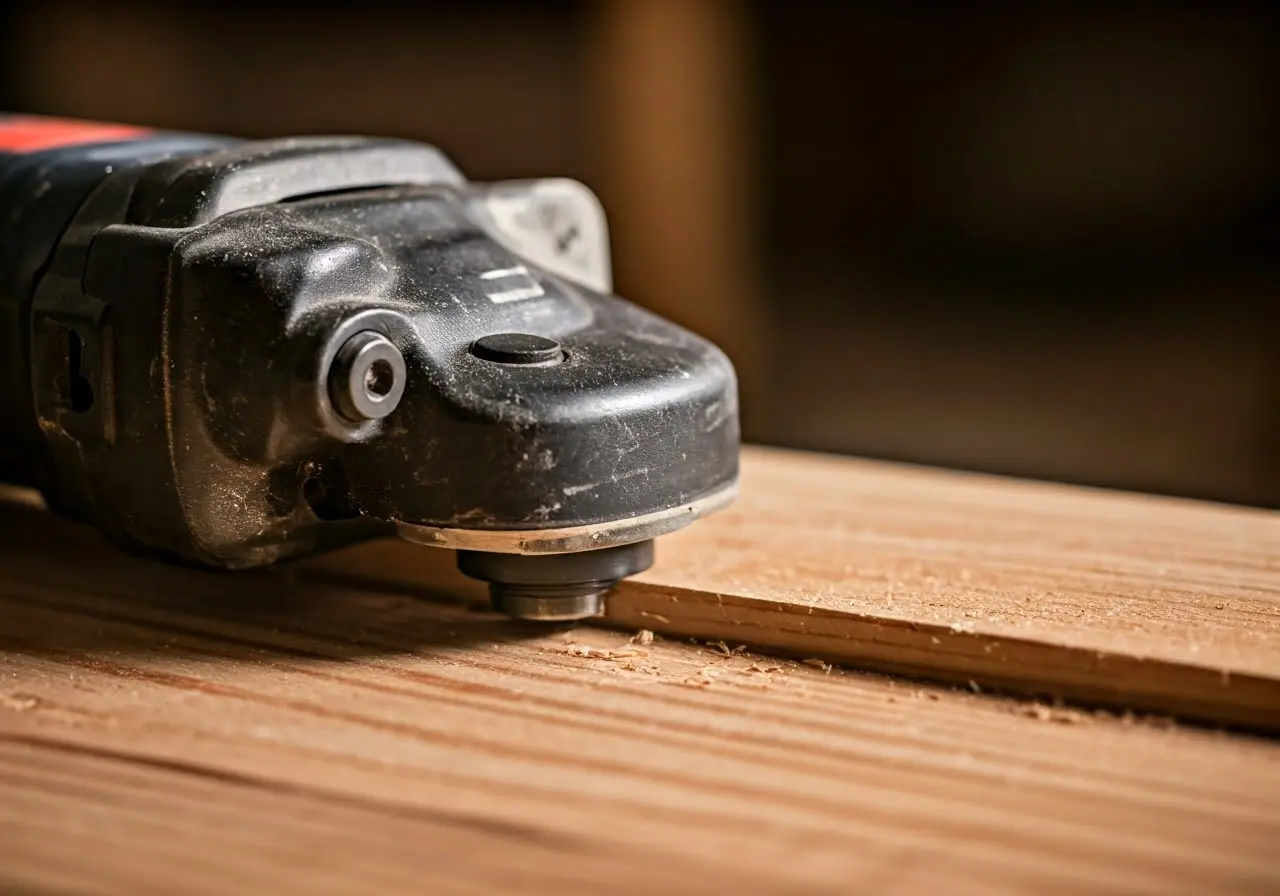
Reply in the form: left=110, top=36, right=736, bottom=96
left=20, top=134, right=740, bottom=619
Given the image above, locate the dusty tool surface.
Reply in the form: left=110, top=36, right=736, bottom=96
left=1, top=493, right=1279, bottom=894
left=321, top=445, right=1280, bottom=730
left=0, top=114, right=740, bottom=624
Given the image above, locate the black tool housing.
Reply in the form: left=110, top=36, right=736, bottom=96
left=0, top=134, right=740, bottom=569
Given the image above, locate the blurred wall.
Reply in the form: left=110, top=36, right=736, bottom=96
left=757, top=2, right=1280, bottom=507
left=3, top=0, right=1277, bottom=507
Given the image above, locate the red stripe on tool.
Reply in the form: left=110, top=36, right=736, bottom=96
left=0, top=115, right=150, bottom=153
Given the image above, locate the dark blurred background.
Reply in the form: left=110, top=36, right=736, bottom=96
left=2, top=0, right=1277, bottom=507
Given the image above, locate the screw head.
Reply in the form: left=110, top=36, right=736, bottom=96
left=328, top=330, right=406, bottom=422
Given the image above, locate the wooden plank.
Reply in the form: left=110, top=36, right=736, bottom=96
left=320, top=446, right=1280, bottom=730
left=0, top=503, right=1277, bottom=893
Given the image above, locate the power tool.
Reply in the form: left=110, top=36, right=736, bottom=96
left=0, top=114, right=739, bottom=621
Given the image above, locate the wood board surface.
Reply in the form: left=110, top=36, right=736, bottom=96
left=0, top=502, right=1277, bottom=894
left=319, top=446, right=1280, bottom=730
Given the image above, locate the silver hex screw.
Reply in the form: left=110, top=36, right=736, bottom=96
left=328, top=330, right=406, bottom=422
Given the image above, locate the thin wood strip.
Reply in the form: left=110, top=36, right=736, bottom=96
left=0, top=514, right=1277, bottom=894
left=315, top=446, right=1280, bottom=729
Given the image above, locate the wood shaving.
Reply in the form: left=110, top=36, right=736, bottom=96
left=1020, top=704, right=1091, bottom=725
left=545, top=645, right=650, bottom=661
left=802, top=658, right=832, bottom=673
left=0, top=693, right=40, bottom=712
left=746, top=662, right=783, bottom=674
left=564, top=645, right=611, bottom=658
left=1114, top=710, right=1174, bottom=730
left=678, top=666, right=721, bottom=688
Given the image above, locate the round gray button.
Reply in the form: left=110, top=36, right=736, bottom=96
left=470, top=333, right=563, bottom=365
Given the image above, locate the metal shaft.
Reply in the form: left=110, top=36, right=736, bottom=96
left=456, top=540, right=655, bottom=621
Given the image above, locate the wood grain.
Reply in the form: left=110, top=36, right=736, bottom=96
left=0, top=501, right=1278, bottom=893
left=319, top=446, right=1280, bottom=730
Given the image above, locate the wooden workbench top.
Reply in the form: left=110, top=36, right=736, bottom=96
left=2, top=447, right=1278, bottom=893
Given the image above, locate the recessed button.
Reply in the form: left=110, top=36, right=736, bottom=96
left=470, top=332, right=563, bottom=365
